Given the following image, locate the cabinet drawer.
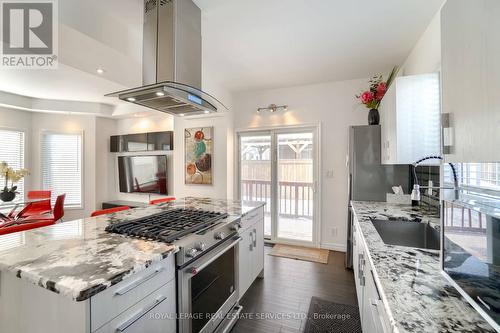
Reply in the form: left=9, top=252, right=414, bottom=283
left=93, top=280, right=176, bottom=333
left=241, top=207, right=263, bottom=231
left=91, top=255, right=175, bottom=332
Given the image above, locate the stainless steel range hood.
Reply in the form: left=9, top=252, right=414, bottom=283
left=106, top=0, right=225, bottom=116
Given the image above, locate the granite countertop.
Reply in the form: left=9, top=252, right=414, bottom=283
left=0, top=197, right=265, bottom=302
left=351, top=201, right=495, bottom=333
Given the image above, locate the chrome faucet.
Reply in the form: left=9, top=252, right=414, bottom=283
left=412, top=155, right=460, bottom=200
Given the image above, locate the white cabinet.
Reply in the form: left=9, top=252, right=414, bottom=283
left=441, top=0, right=500, bottom=162
left=238, top=208, right=265, bottom=299
left=94, top=280, right=176, bottom=333
left=352, top=220, right=365, bottom=321
left=380, top=73, right=441, bottom=165
left=0, top=256, right=176, bottom=333
left=91, top=256, right=175, bottom=332
left=362, top=269, right=391, bottom=333
left=238, top=227, right=254, bottom=297
left=352, top=216, right=391, bottom=333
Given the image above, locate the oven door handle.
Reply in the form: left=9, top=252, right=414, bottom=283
left=189, top=237, right=242, bottom=274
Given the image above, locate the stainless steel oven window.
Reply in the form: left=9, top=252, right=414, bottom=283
left=178, top=236, right=241, bottom=333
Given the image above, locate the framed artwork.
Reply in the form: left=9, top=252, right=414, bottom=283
left=185, top=127, right=213, bottom=185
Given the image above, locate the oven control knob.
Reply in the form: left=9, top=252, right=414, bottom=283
left=230, top=223, right=241, bottom=231
left=214, top=232, right=225, bottom=240
left=195, top=242, right=206, bottom=251
left=185, top=248, right=198, bottom=258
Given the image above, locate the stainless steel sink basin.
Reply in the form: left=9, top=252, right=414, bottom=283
left=371, top=219, right=440, bottom=250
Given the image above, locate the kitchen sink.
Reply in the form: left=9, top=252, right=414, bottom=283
left=371, top=219, right=440, bottom=250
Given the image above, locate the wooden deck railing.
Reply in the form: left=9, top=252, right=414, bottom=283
left=443, top=204, right=487, bottom=232
left=241, top=179, right=313, bottom=218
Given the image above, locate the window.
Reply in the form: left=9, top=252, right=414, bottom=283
left=444, top=162, right=500, bottom=194
left=0, top=129, right=25, bottom=203
left=42, top=132, right=83, bottom=208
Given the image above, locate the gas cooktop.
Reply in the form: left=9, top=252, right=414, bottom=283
left=105, top=208, right=229, bottom=243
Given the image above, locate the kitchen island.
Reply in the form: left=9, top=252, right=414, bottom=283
left=351, top=201, right=495, bottom=332
left=0, top=197, right=265, bottom=333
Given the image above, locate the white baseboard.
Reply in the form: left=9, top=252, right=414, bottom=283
left=320, top=242, right=346, bottom=252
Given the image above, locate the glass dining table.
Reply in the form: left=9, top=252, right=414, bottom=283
left=0, top=199, right=50, bottom=228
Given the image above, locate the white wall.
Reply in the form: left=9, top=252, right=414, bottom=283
left=173, top=114, right=234, bottom=199
left=95, top=112, right=233, bottom=204
left=95, top=118, right=118, bottom=208
left=232, top=78, right=369, bottom=251
left=401, top=8, right=442, bottom=75
left=0, top=108, right=34, bottom=195
left=0, top=109, right=99, bottom=220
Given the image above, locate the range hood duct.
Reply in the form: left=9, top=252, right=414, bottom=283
left=106, top=0, right=225, bottom=116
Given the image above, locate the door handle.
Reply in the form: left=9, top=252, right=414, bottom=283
left=191, top=237, right=242, bottom=273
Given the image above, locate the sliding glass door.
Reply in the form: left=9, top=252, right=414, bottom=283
left=239, top=134, right=272, bottom=238
left=238, top=127, right=318, bottom=246
left=277, top=131, right=314, bottom=242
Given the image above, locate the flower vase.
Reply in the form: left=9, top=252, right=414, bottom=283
left=368, top=109, right=380, bottom=125
left=0, top=190, right=16, bottom=202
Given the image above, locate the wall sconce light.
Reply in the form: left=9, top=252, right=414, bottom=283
left=257, top=104, right=288, bottom=113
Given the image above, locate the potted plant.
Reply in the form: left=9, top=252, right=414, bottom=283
left=356, top=66, right=399, bottom=125
left=0, top=161, right=29, bottom=202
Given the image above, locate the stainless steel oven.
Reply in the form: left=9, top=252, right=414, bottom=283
left=442, top=197, right=500, bottom=331
left=177, top=234, right=242, bottom=333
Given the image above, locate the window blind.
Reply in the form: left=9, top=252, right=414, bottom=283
left=0, top=129, right=25, bottom=203
left=41, top=132, right=83, bottom=208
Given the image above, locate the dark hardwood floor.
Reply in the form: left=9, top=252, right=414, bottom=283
left=231, top=245, right=357, bottom=333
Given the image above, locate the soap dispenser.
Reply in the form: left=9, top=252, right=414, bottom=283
left=411, top=184, right=421, bottom=207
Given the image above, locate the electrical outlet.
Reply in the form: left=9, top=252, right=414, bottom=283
left=331, top=227, right=338, bottom=237
left=326, top=169, right=334, bottom=178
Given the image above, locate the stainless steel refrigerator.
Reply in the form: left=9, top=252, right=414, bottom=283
left=345, top=125, right=410, bottom=268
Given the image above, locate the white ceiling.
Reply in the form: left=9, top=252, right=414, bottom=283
left=0, top=0, right=443, bottom=116
left=195, top=0, right=444, bottom=92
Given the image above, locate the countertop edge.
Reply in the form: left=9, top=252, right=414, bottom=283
left=351, top=204, right=401, bottom=333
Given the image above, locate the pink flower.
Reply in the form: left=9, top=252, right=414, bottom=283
left=375, top=82, right=387, bottom=100
left=360, top=91, right=374, bottom=104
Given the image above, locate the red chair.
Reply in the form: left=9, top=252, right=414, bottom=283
left=19, top=194, right=66, bottom=224
left=21, top=190, right=52, bottom=217
left=91, top=206, right=129, bottom=217
left=149, top=197, right=176, bottom=205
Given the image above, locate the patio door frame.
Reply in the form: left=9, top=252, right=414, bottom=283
left=236, top=124, right=321, bottom=248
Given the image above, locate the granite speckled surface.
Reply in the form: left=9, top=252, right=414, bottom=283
left=351, top=201, right=495, bottom=333
left=0, top=197, right=265, bottom=302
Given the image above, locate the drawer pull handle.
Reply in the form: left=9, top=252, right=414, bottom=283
left=114, top=267, right=164, bottom=296
left=370, top=269, right=382, bottom=301
left=115, top=295, right=167, bottom=332
left=253, top=228, right=257, bottom=247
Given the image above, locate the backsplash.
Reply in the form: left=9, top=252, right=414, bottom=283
left=414, top=165, right=440, bottom=208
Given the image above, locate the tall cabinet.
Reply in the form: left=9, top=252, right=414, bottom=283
left=441, top=0, right=500, bottom=163
left=379, top=73, right=441, bottom=165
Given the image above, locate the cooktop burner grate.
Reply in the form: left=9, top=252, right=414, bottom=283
left=105, top=208, right=228, bottom=243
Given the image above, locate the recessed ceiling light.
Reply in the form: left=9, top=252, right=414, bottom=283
left=96, top=68, right=105, bottom=75
left=127, top=97, right=136, bottom=102
left=179, top=113, right=185, bottom=117
left=204, top=110, right=210, bottom=114
left=156, top=91, right=165, bottom=97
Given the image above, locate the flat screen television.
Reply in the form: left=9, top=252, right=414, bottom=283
left=118, top=155, right=168, bottom=194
